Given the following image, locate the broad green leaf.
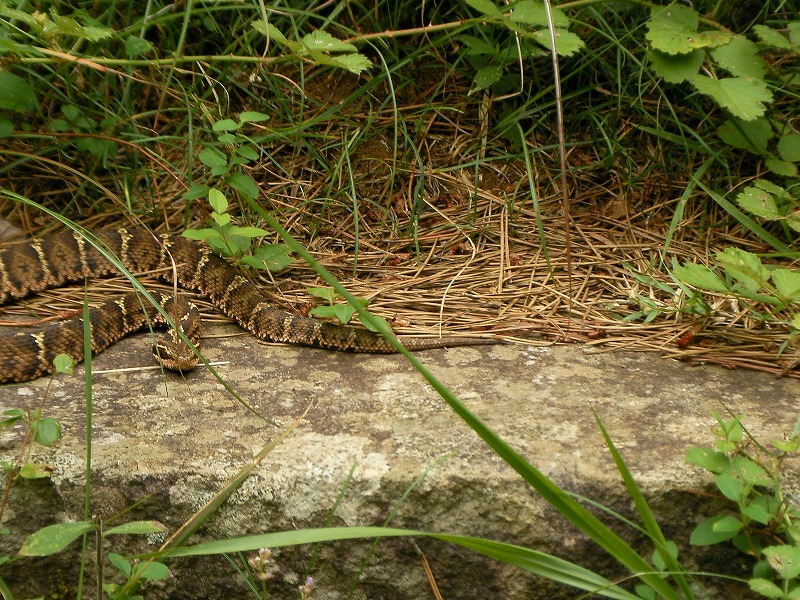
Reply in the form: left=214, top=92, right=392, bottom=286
left=198, top=146, right=227, bottom=169
left=310, top=303, right=356, bottom=324
left=236, top=145, right=260, bottom=161
left=690, top=75, right=773, bottom=121
left=20, top=522, right=95, bottom=556
left=207, top=188, right=228, bottom=214
left=301, top=30, right=356, bottom=53
left=135, top=560, right=170, bottom=581
left=1, top=408, right=24, bottom=428
left=765, top=156, right=799, bottom=177
left=509, top=0, right=570, bottom=27
left=710, top=36, right=765, bottom=78
left=741, top=503, right=773, bottom=526
left=772, top=269, right=800, bottom=301
left=241, top=244, right=294, bottom=272
left=33, top=417, right=61, bottom=447
left=18, top=462, right=53, bottom=479
left=690, top=515, right=742, bottom=546
left=716, top=247, right=768, bottom=292
left=108, top=552, right=131, bottom=576
left=753, top=25, right=793, bottom=49
left=465, top=0, right=502, bottom=17
left=648, top=49, right=703, bottom=84
left=764, top=545, right=800, bottom=580
left=183, top=183, right=210, bottom=201
left=714, top=473, right=742, bottom=503
left=212, top=119, right=240, bottom=132
left=530, top=28, right=584, bottom=57
left=328, top=53, right=372, bottom=75
left=306, top=287, right=339, bottom=302
left=0, top=71, right=36, bottom=111
left=227, top=226, right=269, bottom=239
left=789, top=22, right=800, bottom=47
left=646, top=3, right=699, bottom=55
left=239, top=111, right=270, bottom=123
left=778, top=133, right=800, bottom=163
left=125, top=35, right=152, bottom=57
left=104, top=521, right=166, bottom=536
left=470, top=66, right=503, bottom=95
left=732, top=455, right=771, bottom=486
left=182, top=228, right=221, bottom=242
left=359, top=311, right=389, bottom=332
left=736, top=186, right=780, bottom=220
left=672, top=262, right=728, bottom=293
left=212, top=212, right=232, bottom=227
left=685, top=447, right=730, bottom=474
left=225, top=172, right=260, bottom=200
left=749, top=578, right=785, bottom=598
left=53, top=353, right=75, bottom=375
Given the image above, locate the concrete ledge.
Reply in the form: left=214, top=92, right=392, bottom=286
left=2, top=328, right=798, bottom=598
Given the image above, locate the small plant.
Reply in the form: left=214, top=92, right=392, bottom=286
left=306, top=286, right=385, bottom=330
left=687, top=412, right=800, bottom=598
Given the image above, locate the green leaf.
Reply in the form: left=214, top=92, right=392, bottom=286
left=212, top=212, right=231, bottom=227
left=710, top=35, right=765, bottom=78
left=0, top=71, right=36, bottom=112
left=772, top=269, right=800, bottom=301
left=20, top=522, right=95, bottom=556
left=241, top=244, right=294, bottom=272
left=108, top=552, right=131, bottom=576
left=767, top=157, right=800, bottom=177
left=732, top=455, right=771, bottom=486
left=690, top=75, right=772, bottom=121
left=198, top=146, right=227, bottom=169
left=764, top=545, right=800, bottom=580
left=716, top=248, right=769, bottom=292
left=301, top=30, right=356, bottom=53
left=236, top=145, right=260, bottom=161
left=690, top=515, right=742, bottom=546
left=778, top=133, right=800, bottom=163
left=212, top=119, right=240, bottom=132
left=105, top=521, right=166, bottom=536
left=18, top=462, right=54, bottom=479
left=53, top=353, right=75, bottom=375
left=508, top=0, right=570, bottom=27
left=714, top=473, right=742, bottom=503
left=648, top=49, right=703, bottom=84
left=47, top=12, right=113, bottom=41
left=0, top=117, right=13, bottom=138
left=465, top=0, right=503, bottom=17
left=33, top=417, right=61, bottom=447
left=742, top=502, right=773, bottom=526
left=672, top=262, right=728, bottom=293
left=1, top=408, right=24, bottom=428
left=182, top=228, right=221, bottom=242
left=646, top=3, right=705, bottom=55
left=359, top=311, right=389, bottom=332
left=750, top=578, right=786, bottom=598
left=227, top=226, right=269, bottom=239
left=306, top=287, right=339, bottom=303
left=183, top=183, right=210, bottom=201
left=529, top=28, right=584, bottom=57
left=754, top=25, right=793, bottom=49
left=225, top=172, right=260, bottom=200
left=327, top=53, right=372, bottom=75
left=686, top=447, right=730, bottom=473
left=135, top=560, right=170, bottom=581
left=736, top=185, right=781, bottom=220
left=124, top=35, right=152, bottom=58
left=207, top=188, right=228, bottom=214
left=239, top=111, right=270, bottom=123
left=470, top=66, right=503, bottom=95
left=310, top=303, right=356, bottom=324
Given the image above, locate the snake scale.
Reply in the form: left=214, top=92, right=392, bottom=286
left=0, top=228, right=495, bottom=383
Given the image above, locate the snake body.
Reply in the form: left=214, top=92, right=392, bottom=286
left=0, top=228, right=494, bottom=383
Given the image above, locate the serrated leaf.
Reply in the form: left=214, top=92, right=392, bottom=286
left=20, top=522, right=95, bottom=556
left=509, top=0, right=570, bottom=27
left=736, top=185, right=781, bottom=220
left=104, top=521, right=166, bottom=536
left=301, top=30, right=356, bottom=53
left=716, top=247, right=768, bottom=292
left=717, top=117, right=775, bottom=155
left=239, top=111, right=270, bottom=123
left=772, top=269, right=800, bottom=301
left=328, top=53, right=372, bottom=75
left=710, top=36, right=765, bottom=79
left=125, top=35, right=152, bottom=58
left=0, top=71, right=36, bottom=112
left=690, top=75, right=772, bottom=121
left=465, top=0, right=502, bottom=17
left=672, top=262, right=728, bottom=293
left=646, top=3, right=699, bottom=55
left=530, top=28, right=584, bottom=57
left=765, top=156, right=799, bottom=177
left=648, top=49, right=703, bottom=83
left=198, top=146, right=227, bottom=168
left=754, top=25, right=793, bottom=49
left=225, top=172, right=260, bottom=200
left=212, top=119, right=240, bottom=132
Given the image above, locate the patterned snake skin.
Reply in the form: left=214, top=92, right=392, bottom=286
left=0, top=228, right=495, bottom=383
